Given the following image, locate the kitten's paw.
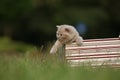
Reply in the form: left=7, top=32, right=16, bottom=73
left=50, top=48, right=56, bottom=54
left=76, top=41, right=83, bottom=46
left=76, top=37, right=83, bottom=46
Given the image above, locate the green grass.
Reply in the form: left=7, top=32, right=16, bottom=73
left=0, top=55, right=120, bottom=80
left=0, top=37, right=34, bottom=53
left=0, top=37, right=120, bottom=80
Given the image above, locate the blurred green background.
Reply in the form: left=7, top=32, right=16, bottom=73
left=0, top=0, right=120, bottom=46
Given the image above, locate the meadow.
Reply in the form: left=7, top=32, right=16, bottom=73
left=0, top=37, right=120, bottom=80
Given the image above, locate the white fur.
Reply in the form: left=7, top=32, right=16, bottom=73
left=50, top=24, right=83, bottom=54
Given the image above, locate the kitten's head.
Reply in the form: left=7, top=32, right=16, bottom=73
left=56, top=25, right=72, bottom=42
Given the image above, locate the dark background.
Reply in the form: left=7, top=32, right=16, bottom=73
left=0, top=0, right=120, bottom=46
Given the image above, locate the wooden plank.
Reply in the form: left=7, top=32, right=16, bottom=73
left=67, top=55, right=120, bottom=60
left=68, top=57, right=120, bottom=62
left=83, top=38, right=120, bottom=42
left=66, top=38, right=120, bottom=47
left=66, top=44, right=120, bottom=50
left=66, top=49, right=120, bottom=54
left=66, top=52, right=120, bottom=58
left=68, top=57, right=120, bottom=67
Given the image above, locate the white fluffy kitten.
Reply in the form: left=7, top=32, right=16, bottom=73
left=50, top=24, right=83, bottom=54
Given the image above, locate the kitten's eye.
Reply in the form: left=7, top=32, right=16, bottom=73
left=60, top=34, right=62, bottom=36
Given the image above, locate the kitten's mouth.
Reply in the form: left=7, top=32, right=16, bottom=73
left=58, top=37, right=66, bottom=41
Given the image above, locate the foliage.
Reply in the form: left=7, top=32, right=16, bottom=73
left=0, top=51, right=120, bottom=80
left=0, top=37, right=120, bottom=80
left=0, top=37, right=35, bottom=53
left=0, top=0, right=120, bottom=45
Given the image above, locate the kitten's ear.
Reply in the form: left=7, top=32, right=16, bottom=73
left=65, top=28, right=70, bottom=32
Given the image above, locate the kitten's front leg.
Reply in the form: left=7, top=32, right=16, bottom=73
left=50, top=40, right=62, bottom=54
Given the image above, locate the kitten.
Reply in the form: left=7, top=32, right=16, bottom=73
left=50, top=24, right=83, bottom=54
